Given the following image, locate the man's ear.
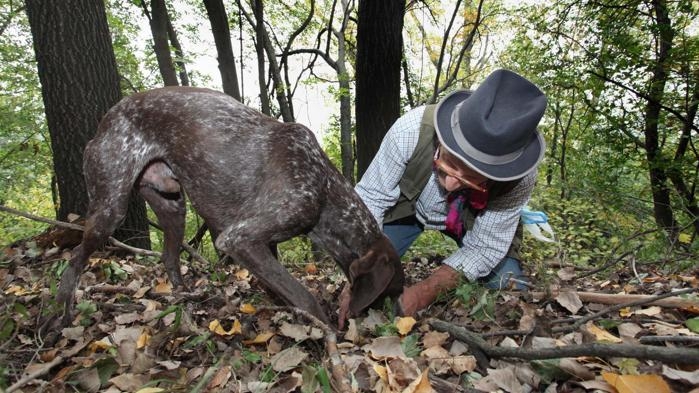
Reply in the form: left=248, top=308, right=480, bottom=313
left=348, top=251, right=396, bottom=315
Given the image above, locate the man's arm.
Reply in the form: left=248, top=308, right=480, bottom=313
left=355, top=107, right=425, bottom=224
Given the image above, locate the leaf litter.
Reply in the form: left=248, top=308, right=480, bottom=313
left=0, top=240, right=698, bottom=392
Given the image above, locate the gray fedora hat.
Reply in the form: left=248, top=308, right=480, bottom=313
left=434, top=69, right=547, bottom=181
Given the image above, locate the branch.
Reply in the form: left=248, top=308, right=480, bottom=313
left=428, top=318, right=699, bottom=366
left=0, top=204, right=211, bottom=266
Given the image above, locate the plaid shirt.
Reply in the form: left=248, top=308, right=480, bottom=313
left=355, top=106, right=537, bottom=281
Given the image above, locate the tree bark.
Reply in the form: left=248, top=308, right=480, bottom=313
left=25, top=0, right=149, bottom=248
left=147, top=0, right=179, bottom=86
left=251, top=0, right=271, bottom=115
left=355, top=0, right=405, bottom=179
left=203, top=0, right=241, bottom=100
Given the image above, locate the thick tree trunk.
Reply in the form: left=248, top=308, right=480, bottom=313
left=203, top=0, right=241, bottom=100
left=355, top=0, right=405, bottom=179
left=25, top=0, right=149, bottom=248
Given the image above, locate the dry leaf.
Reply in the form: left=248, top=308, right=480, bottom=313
left=304, top=263, right=318, bottom=274
left=153, top=278, right=172, bottom=294
left=404, top=368, right=435, bottom=393
left=235, top=269, right=249, bottom=280
left=557, top=266, right=576, bottom=281
left=661, top=365, right=699, bottom=385
left=136, top=331, right=150, bottom=348
left=362, top=336, right=406, bottom=360
left=556, top=290, right=583, bottom=314
left=271, top=346, right=308, bottom=372
left=206, top=365, right=231, bottom=389
left=110, top=373, right=149, bottom=391
left=243, top=331, right=274, bottom=345
left=584, top=322, right=623, bottom=343
left=448, top=356, right=477, bottom=374
left=395, top=316, right=416, bottom=335
left=209, top=319, right=242, bottom=336
left=421, top=345, right=451, bottom=375
left=344, top=318, right=359, bottom=343
left=279, top=322, right=310, bottom=341
left=633, top=306, right=662, bottom=316
left=240, top=303, right=256, bottom=314
left=422, top=331, right=449, bottom=348
left=601, top=372, right=671, bottom=393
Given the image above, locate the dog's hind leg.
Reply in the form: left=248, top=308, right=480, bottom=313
left=56, top=195, right=130, bottom=326
left=139, top=186, right=187, bottom=289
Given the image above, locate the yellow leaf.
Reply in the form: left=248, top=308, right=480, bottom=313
left=679, top=232, right=691, bottom=244
left=235, top=269, right=249, bottom=280
left=137, top=331, right=151, bottom=349
left=602, top=372, right=671, bottom=393
left=405, top=368, right=434, bottom=393
left=373, top=363, right=388, bottom=382
left=585, top=322, right=623, bottom=343
left=209, top=319, right=242, bottom=336
left=240, top=303, right=257, bottom=314
left=619, top=307, right=632, bottom=317
left=243, top=332, right=275, bottom=345
left=88, top=339, right=113, bottom=352
left=395, top=316, right=417, bottom=335
left=153, top=279, right=172, bottom=294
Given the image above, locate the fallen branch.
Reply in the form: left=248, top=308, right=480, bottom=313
left=531, top=288, right=698, bottom=309
left=0, top=204, right=211, bottom=266
left=257, top=306, right=352, bottom=393
left=428, top=318, right=699, bottom=366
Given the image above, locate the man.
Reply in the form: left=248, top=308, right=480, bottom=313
left=355, top=69, right=547, bottom=316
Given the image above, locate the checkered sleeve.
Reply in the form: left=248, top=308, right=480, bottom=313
left=355, top=106, right=425, bottom=225
left=442, top=170, right=537, bottom=281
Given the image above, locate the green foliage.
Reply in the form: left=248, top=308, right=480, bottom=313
left=454, top=282, right=495, bottom=321
left=401, top=333, right=422, bottom=358
left=76, top=300, right=98, bottom=326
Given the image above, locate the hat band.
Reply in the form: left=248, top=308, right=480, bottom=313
left=450, top=104, right=524, bottom=165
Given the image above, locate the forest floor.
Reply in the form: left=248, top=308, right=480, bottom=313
left=1, top=229, right=698, bottom=393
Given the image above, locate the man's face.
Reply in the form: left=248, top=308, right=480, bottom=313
left=433, top=145, right=489, bottom=193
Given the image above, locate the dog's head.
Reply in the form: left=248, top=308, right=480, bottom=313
left=347, top=235, right=405, bottom=315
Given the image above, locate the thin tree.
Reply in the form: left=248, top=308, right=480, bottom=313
left=203, top=0, right=242, bottom=100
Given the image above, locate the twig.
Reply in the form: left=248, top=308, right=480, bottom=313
left=256, top=306, right=352, bottom=393
left=428, top=318, right=699, bottom=365
left=639, top=336, right=699, bottom=345
left=0, top=204, right=211, bottom=266
left=6, top=356, right=64, bottom=393
left=550, top=288, right=699, bottom=334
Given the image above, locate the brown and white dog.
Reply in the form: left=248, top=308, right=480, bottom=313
left=56, top=87, right=404, bottom=328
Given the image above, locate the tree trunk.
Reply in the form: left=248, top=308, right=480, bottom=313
left=203, top=0, right=241, bottom=100
left=25, top=0, right=150, bottom=248
left=148, top=0, right=179, bottom=86
left=644, top=0, right=677, bottom=238
left=355, top=0, right=405, bottom=179
left=166, top=17, right=190, bottom=86
left=252, top=0, right=271, bottom=115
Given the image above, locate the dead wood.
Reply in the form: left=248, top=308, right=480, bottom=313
left=548, top=287, right=698, bottom=334
left=531, top=288, right=698, bottom=309
left=0, top=204, right=211, bottom=266
left=428, top=318, right=699, bottom=366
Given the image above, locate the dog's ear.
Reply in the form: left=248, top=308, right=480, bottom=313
left=348, top=236, right=404, bottom=315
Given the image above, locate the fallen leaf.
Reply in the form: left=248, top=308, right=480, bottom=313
left=135, top=388, right=166, bottom=393
left=240, top=303, right=256, bottom=314
left=304, top=263, right=318, bottom=274
left=243, top=331, right=274, bottom=345
left=235, top=269, right=249, bottom=280
left=270, top=346, right=308, bottom=372
left=557, top=266, right=576, bottom=281
left=206, top=365, right=231, bottom=389
left=448, top=356, right=477, bottom=374
left=556, top=290, right=583, bottom=314
left=279, top=322, right=310, bottom=342
left=661, top=365, right=699, bottom=385
left=395, top=316, right=416, bottom=335
left=153, top=278, right=172, bottom=294
left=363, top=336, right=406, bottom=360
left=209, top=319, right=242, bottom=336
left=404, top=368, right=434, bottom=393
left=422, top=331, right=449, bottom=348
left=421, top=345, right=451, bottom=375
left=633, top=306, right=661, bottom=316
left=601, top=372, right=671, bottom=393
left=110, top=373, right=149, bottom=391
left=584, top=322, right=623, bottom=343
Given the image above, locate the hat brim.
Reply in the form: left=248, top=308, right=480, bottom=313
left=434, top=90, right=545, bottom=181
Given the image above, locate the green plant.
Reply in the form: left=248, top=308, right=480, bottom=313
left=454, top=282, right=496, bottom=321
left=75, top=301, right=97, bottom=326
left=401, top=333, right=422, bottom=357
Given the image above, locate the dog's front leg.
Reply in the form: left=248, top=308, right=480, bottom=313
left=215, top=228, right=330, bottom=325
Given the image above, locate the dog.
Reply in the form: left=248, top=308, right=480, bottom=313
left=56, top=86, right=404, bottom=328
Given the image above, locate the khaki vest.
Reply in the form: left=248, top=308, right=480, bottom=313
left=383, top=105, right=523, bottom=260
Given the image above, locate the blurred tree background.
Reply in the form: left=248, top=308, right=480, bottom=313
left=1, top=0, right=697, bottom=273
